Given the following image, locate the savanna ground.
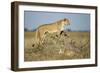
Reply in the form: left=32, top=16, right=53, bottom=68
left=24, top=31, right=90, bottom=61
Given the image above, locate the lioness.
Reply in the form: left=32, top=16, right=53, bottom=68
left=32, top=18, right=70, bottom=47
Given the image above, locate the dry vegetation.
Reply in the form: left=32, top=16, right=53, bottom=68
left=24, top=31, right=90, bottom=61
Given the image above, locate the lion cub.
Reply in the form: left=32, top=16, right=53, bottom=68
left=32, top=18, right=70, bottom=47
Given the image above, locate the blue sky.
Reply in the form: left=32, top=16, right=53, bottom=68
left=24, top=11, right=90, bottom=31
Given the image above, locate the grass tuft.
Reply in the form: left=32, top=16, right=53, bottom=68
left=24, top=31, right=90, bottom=61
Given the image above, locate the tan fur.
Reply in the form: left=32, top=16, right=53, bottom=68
left=33, top=18, right=70, bottom=46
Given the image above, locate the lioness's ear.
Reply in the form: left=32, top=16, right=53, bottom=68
left=64, top=18, right=67, bottom=21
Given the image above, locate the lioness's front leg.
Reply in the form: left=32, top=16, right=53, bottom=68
left=55, top=30, right=61, bottom=37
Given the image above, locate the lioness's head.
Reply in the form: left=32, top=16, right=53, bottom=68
left=62, top=18, right=70, bottom=25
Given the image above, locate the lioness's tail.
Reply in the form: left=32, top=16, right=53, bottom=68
left=35, top=29, right=40, bottom=44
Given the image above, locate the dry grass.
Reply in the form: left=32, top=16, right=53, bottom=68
left=24, top=31, right=90, bottom=61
